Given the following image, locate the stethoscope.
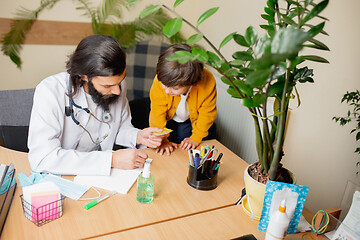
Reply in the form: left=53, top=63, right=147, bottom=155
left=65, top=77, right=111, bottom=145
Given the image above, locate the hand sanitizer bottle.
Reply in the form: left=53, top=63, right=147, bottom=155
left=136, top=162, right=154, bottom=204
left=265, top=199, right=290, bottom=240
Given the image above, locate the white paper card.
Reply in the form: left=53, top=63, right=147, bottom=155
left=74, top=168, right=141, bottom=194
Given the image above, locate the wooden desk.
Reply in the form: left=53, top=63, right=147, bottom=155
left=1, top=140, right=249, bottom=239
left=89, top=205, right=314, bottom=240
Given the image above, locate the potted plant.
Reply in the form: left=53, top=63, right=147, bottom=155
left=135, top=0, right=330, bottom=217
left=1, top=0, right=184, bottom=69
left=333, top=90, right=360, bottom=179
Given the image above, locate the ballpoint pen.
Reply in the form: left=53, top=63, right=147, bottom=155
left=212, top=153, right=223, bottom=170
left=194, top=153, right=200, bottom=168
left=84, top=190, right=117, bottom=210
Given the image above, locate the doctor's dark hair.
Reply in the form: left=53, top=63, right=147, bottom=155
left=66, top=34, right=126, bottom=96
left=156, top=43, right=203, bottom=87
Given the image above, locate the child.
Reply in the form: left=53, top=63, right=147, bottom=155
left=149, top=43, right=217, bottom=155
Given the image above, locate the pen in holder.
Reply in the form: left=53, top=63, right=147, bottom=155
left=187, top=150, right=219, bottom=190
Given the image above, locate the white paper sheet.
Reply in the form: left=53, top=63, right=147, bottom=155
left=331, top=191, right=360, bottom=240
left=74, top=168, right=142, bottom=194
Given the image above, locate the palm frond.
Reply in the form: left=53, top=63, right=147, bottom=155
left=1, top=0, right=184, bottom=68
left=74, top=0, right=96, bottom=19
left=0, top=0, right=61, bottom=69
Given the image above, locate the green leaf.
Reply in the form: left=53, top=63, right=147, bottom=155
left=233, top=34, right=250, bottom=47
left=264, top=7, right=275, bottom=17
left=267, top=1, right=275, bottom=9
left=268, top=81, right=285, bottom=97
left=294, top=67, right=314, bottom=82
left=280, top=13, right=297, bottom=26
left=355, top=147, right=360, bottom=154
left=271, top=27, right=311, bottom=54
left=229, top=59, right=244, bottom=67
left=9, top=52, right=22, bottom=69
left=221, top=76, right=232, bottom=85
left=224, top=68, right=239, bottom=77
left=242, top=97, right=255, bottom=107
left=173, top=0, right=184, bottom=8
left=254, top=34, right=271, bottom=56
left=299, top=77, right=314, bottom=83
left=300, top=0, right=329, bottom=26
left=272, top=62, right=287, bottom=80
left=356, top=132, right=360, bottom=141
left=242, top=94, right=266, bottom=107
left=166, top=50, right=194, bottom=64
left=306, top=38, right=330, bottom=51
left=245, top=68, right=272, bottom=88
left=207, top=51, right=221, bottom=68
left=163, top=17, right=183, bottom=38
left=219, top=62, right=231, bottom=73
left=240, top=67, right=254, bottom=76
left=232, top=51, right=253, bottom=61
left=260, top=24, right=276, bottom=37
left=300, top=55, right=329, bottom=63
left=308, top=22, right=326, bottom=37
left=261, top=14, right=275, bottom=23
left=186, top=33, right=203, bottom=45
left=196, top=7, right=219, bottom=27
left=304, top=24, right=329, bottom=36
left=289, top=56, right=306, bottom=70
left=192, top=48, right=208, bottom=62
left=219, top=32, right=236, bottom=49
left=249, top=53, right=288, bottom=69
left=140, top=5, right=162, bottom=19
left=124, top=0, right=141, bottom=7
left=245, top=26, right=257, bottom=45
left=253, top=94, right=267, bottom=106
left=234, top=80, right=253, bottom=96
left=227, top=86, right=242, bottom=98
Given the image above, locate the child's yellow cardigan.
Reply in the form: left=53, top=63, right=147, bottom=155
left=149, top=68, right=217, bottom=143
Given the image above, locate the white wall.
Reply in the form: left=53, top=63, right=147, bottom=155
left=1, top=0, right=359, bottom=213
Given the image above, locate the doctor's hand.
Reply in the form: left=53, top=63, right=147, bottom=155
left=111, top=149, right=147, bottom=169
left=137, top=127, right=163, bottom=148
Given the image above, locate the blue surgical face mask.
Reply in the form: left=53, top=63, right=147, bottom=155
left=40, top=174, right=90, bottom=200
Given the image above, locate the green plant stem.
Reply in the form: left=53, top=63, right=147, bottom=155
left=269, top=67, right=291, bottom=180
left=253, top=113, right=265, bottom=172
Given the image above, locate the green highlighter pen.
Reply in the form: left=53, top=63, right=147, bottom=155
left=84, top=190, right=117, bottom=210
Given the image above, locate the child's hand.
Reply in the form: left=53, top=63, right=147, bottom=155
left=155, top=139, right=178, bottom=156
left=179, top=138, right=199, bottom=150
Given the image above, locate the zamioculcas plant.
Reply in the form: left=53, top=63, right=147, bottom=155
left=135, top=0, right=330, bottom=182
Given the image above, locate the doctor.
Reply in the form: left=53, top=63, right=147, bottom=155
left=28, top=34, right=163, bottom=176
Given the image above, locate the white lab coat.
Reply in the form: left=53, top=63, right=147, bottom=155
left=28, top=72, right=139, bottom=176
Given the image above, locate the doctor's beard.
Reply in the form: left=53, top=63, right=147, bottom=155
left=87, top=80, right=120, bottom=110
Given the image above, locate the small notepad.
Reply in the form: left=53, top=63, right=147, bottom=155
left=74, top=168, right=141, bottom=194
left=22, top=181, right=61, bottom=222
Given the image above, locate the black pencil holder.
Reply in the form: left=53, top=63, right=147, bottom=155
left=187, top=161, right=218, bottom=190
